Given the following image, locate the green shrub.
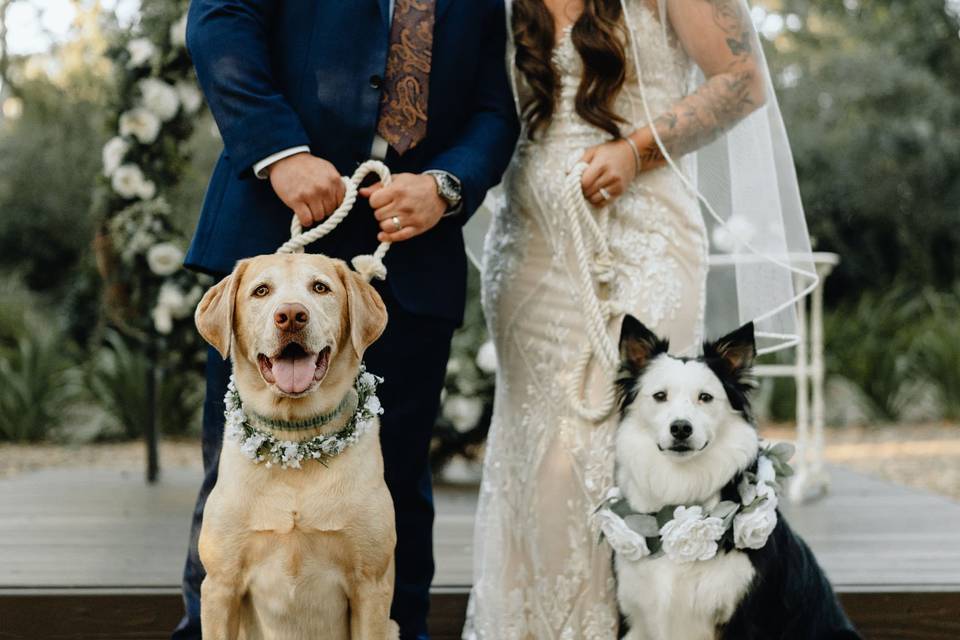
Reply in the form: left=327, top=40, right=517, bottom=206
left=0, top=334, right=77, bottom=442
left=87, top=330, right=203, bottom=439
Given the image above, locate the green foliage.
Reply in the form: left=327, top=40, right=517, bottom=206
left=0, top=76, right=107, bottom=294
left=0, top=333, right=77, bottom=442
left=822, top=283, right=960, bottom=421
left=87, top=330, right=203, bottom=439
left=771, top=0, right=960, bottom=298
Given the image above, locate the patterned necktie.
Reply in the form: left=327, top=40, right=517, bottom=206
left=376, top=0, right=435, bottom=156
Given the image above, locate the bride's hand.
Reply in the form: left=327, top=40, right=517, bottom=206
left=579, top=139, right=638, bottom=206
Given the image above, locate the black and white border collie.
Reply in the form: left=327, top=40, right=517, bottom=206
left=612, top=315, right=859, bottom=640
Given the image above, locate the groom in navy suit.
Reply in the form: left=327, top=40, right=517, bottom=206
left=172, top=1, right=518, bottom=638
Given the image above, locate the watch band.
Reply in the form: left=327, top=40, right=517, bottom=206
left=424, top=170, right=463, bottom=216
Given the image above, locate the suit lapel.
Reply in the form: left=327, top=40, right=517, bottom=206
left=377, top=0, right=391, bottom=26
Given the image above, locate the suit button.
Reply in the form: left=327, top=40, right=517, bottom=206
left=370, top=74, right=383, bottom=90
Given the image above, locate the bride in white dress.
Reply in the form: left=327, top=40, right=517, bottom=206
left=464, top=0, right=815, bottom=638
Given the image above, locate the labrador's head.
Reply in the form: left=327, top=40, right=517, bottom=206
left=195, top=254, right=387, bottom=399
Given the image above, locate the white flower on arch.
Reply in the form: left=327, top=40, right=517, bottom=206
left=102, top=136, right=130, bottom=177
left=139, top=78, right=181, bottom=122
left=126, top=38, right=157, bottom=69
left=119, top=108, right=161, bottom=145
left=112, top=164, right=156, bottom=200
left=147, top=243, right=185, bottom=277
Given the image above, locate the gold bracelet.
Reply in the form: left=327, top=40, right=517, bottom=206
left=623, top=134, right=643, bottom=174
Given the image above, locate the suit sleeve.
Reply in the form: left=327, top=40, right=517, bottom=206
left=187, top=0, right=312, bottom=178
left=424, top=1, right=520, bottom=223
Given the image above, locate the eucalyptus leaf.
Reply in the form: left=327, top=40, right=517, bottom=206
left=768, top=441, right=796, bottom=462
left=710, top=500, right=738, bottom=520
left=624, top=514, right=661, bottom=537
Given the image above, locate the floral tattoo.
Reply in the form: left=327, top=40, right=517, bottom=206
left=640, top=0, right=760, bottom=163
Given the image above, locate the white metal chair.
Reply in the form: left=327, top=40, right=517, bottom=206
left=708, top=252, right=840, bottom=503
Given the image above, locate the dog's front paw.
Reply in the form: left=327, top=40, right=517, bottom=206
left=387, top=619, right=400, bottom=640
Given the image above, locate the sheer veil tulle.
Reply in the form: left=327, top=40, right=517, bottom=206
left=464, top=0, right=817, bottom=354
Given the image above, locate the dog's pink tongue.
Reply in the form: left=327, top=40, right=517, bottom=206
left=272, top=354, right=317, bottom=394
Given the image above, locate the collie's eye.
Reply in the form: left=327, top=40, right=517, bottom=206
left=699, top=392, right=714, bottom=403
left=253, top=284, right=270, bottom=297
left=653, top=391, right=667, bottom=402
left=313, top=281, right=329, bottom=294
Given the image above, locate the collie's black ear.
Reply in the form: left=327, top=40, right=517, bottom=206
left=706, top=322, right=756, bottom=373
left=619, top=315, right=669, bottom=372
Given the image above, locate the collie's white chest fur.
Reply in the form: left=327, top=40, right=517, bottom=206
left=615, top=546, right=755, bottom=640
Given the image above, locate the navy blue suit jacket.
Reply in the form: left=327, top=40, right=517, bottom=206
left=184, top=0, right=519, bottom=323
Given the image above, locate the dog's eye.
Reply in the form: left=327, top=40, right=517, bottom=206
left=653, top=391, right=667, bottom=402
left=253, top=284, right=270, bottom=297
left=313, top=281, right=329, bottom=294
left=699, top=392, right=714, bottom=403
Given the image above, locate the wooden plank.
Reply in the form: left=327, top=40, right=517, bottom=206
left=1, top=588, right=958, bottom=640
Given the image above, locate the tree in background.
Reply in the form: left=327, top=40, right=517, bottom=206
left=767, top=0, right=960, bottom=299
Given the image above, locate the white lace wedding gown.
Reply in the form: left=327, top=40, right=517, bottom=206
left=465, top=5, right=708, bottom=639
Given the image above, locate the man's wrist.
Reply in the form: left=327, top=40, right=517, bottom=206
left=254, top=146, right=312, bottom=179
left=424, top=170, right=463, bottom=217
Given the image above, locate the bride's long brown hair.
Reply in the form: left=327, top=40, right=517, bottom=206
left=513, top=0, right=628, bottom=139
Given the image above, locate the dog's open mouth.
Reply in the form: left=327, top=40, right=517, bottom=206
left=258, top=344, right=331, bottom=395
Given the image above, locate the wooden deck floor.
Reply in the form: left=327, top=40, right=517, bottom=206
left=1, top=465, right=959, bottom=638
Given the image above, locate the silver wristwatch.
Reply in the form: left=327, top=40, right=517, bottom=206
left=424, top=170, right=463, bottom=217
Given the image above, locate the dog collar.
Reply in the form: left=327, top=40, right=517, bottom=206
left=593, top=442, right=794, bottom=563
left=224, top=364, right=384, bottom=470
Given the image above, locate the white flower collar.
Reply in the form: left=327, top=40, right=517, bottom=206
left=593, top=442, right=795, bottom=564
left=224, top=364, right=384, bottom=470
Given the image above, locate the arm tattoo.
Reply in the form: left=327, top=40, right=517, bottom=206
left=645, top=0, right=760, bottom=160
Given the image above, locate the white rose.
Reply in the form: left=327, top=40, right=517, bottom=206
left=593, top=508, right=650, bottom=562
left=475, top=340, right=498, bottom=374
left=756, top=455, right=776, bottom=484
left=157, top=281, right=196, bottom=319
left=734, top=503, right=778, bottom=550
left=737, top=475, right=758, bottom=506
left=176, top=81, right=203, bottom=114
left=119, top=108, right=161, bottom=144
left=146, top=243, right=184, bottom=276
left=170, top=12, right=188, bottom=48
left=111, top=163, right=155, bottom=200
left=756, top=481, right=779, bottom=511
left=659, top=506, right=726, bottom=563
left=364, top=394, right=383, bottom=416
left=442, top=395, right=483, bottom=432
left=152, top=304, right=173, bottom=335
left=126, top=38, right=156, bottom=68
left=139, top=78, right=180, bottom=122
left=102, top=136, right=130, bottom=176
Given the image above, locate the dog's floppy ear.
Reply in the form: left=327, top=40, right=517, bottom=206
left=706, top=322, right=756, bottom=373
left=619, top=315, right=669, bottom=372
left=337, top=262, right=388, bottom=359
left=195, top=260, right=248, bottom=360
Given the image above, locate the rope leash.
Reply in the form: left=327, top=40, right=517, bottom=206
left=276, top=160, right=393, bottom=282
left=561, top=162, right=622, bottom=423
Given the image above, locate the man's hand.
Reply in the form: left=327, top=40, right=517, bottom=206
left=360, top=173, right=447, bottom=243
left=580, top=139, right=638, bottom=206
left=268, top=152, right=346, bottom=228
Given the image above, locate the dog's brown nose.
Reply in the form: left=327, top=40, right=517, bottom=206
left=274, top=303, right=309, bottom=332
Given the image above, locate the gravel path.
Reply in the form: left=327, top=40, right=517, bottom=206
left=2, top=424, right=958, bottom=500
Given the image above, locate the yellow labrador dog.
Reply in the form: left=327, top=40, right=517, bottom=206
left=194, top=253, right=398, bottom=640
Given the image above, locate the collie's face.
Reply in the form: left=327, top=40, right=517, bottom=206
left=623, top=356, right=735, bottom=459
left=617, top=315, right=758, bottom=464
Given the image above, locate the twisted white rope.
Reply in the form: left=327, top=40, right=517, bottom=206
left=561, top=162, right=622, bottom=423
left=276, top=160, right=393, bottom=282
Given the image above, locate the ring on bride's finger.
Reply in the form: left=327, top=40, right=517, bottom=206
left=599, top=187, right=611, bottom=201
left=391, top=216, right=402, bottom=232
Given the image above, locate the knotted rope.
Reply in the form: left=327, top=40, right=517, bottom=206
left=276, top=160, right=393, bottom=282
left=560, top=162, right=623, bottom=423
